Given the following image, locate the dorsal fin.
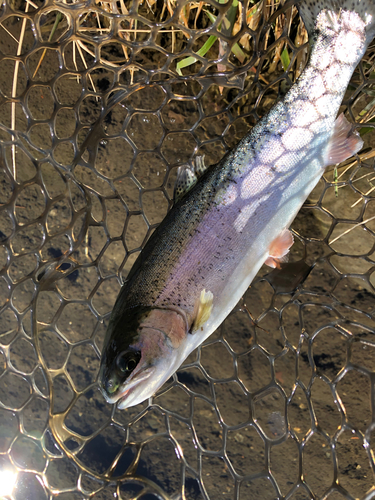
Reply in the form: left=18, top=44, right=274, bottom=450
left=173, top=155, right=207, bottom=203
left=194, top=155, right=206, bottom=177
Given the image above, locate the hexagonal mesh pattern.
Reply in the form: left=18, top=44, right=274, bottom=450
left=0, top=0, right=374, bottom=499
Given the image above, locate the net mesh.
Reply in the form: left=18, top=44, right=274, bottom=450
left=0, top=0, right=374, bottom=498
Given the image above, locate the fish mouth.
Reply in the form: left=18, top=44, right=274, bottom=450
left=100, top=389, right=117, bottom=405
left=102, top=366, right=156, bottom=409
left=117, top=388, right=135, bottom=409
left=116, top=384, right=146, bottom=409
left=99, top=381, right=135, bottom=407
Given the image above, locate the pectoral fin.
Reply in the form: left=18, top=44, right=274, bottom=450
left=265, top=229, right=294, bottom=269
left=191, top=289, right=214, bottom=333
left=326, top=113, right=363, bottom=165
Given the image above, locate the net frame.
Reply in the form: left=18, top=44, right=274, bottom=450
left=0, top=0, right=374, bottom=499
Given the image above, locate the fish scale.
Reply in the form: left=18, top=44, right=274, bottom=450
left=99, top=0, right=375, bottom=409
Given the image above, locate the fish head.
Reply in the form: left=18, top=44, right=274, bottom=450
left=99, top=305, right=188, bottom=408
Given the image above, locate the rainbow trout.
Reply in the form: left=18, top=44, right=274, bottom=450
left=99, top=0, right=375, bottom=408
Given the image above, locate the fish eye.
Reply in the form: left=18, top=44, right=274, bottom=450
left=116, top=349, right=141, bottom=375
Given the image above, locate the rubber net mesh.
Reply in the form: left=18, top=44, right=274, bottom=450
left=0, top=0, right=375, bottom=498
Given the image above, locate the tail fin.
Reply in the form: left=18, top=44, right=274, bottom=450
left=297, top=0, right=375, bottom=44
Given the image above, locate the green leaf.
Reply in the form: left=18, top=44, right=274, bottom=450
left=177, top=0, right=241, bottom=75
left=176, top=35, right=218, bottom=75
left=231, top=42, right=245, bottom=63
left=280, top=47, right=290, bottom=71
left=359, top=118, right=375, bottom=136
left=204, top=9, right=217, bottom=25
left=176, top=56, right=199, bottom=75
left=196, top=34, right=217, bottom=57
left=360, top=127, right=373, bottom=136
left=358, top=96, right=375, bottom=117
left=222, top=0, right=239, bottom=34
left=333, top=166, right=339, bottom=197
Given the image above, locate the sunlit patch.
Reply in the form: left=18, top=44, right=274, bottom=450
left=217, top=183, right=238, bottom=206
left=308, top=74, right=326, bottom=99
left=234, top=204, right=258, bottom=233
left=234, top=194, right=270, bottom=233
left=335, top=11, right=366, bottom=63
left=323, top=63, right=343, bottom=92
left=282, top=128, right=313, bottom=151
left=0, top=469, right=17, bottom=496
left=312, top=48, right=332, bottom=70
left=336, top=30, right=363, bottom=63
left=290, top=102, right=319, bottom=127
left=309, top=117, right=332, bottom=135
left=314, top=95, right=335, bottom=119
left=257, top=137, right=284, bottom=163
left=241, top=166, right=274, bottom=200
left=277, top=152, right=297, bottom=168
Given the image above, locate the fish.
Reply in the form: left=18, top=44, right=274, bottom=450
left=98, top=0, right=375, bottom=409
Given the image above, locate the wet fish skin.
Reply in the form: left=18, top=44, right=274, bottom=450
left=99, top=0, right=375, bottom=409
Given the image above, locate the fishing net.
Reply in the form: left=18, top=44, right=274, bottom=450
left=0, top=0, right=374, bottom=498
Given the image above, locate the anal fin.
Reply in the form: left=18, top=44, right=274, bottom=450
left=191, top=289, right=213, bottom=333
left=326, top=113, right=363, bottom=165
left=265, top=229, right=294, bottom=269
